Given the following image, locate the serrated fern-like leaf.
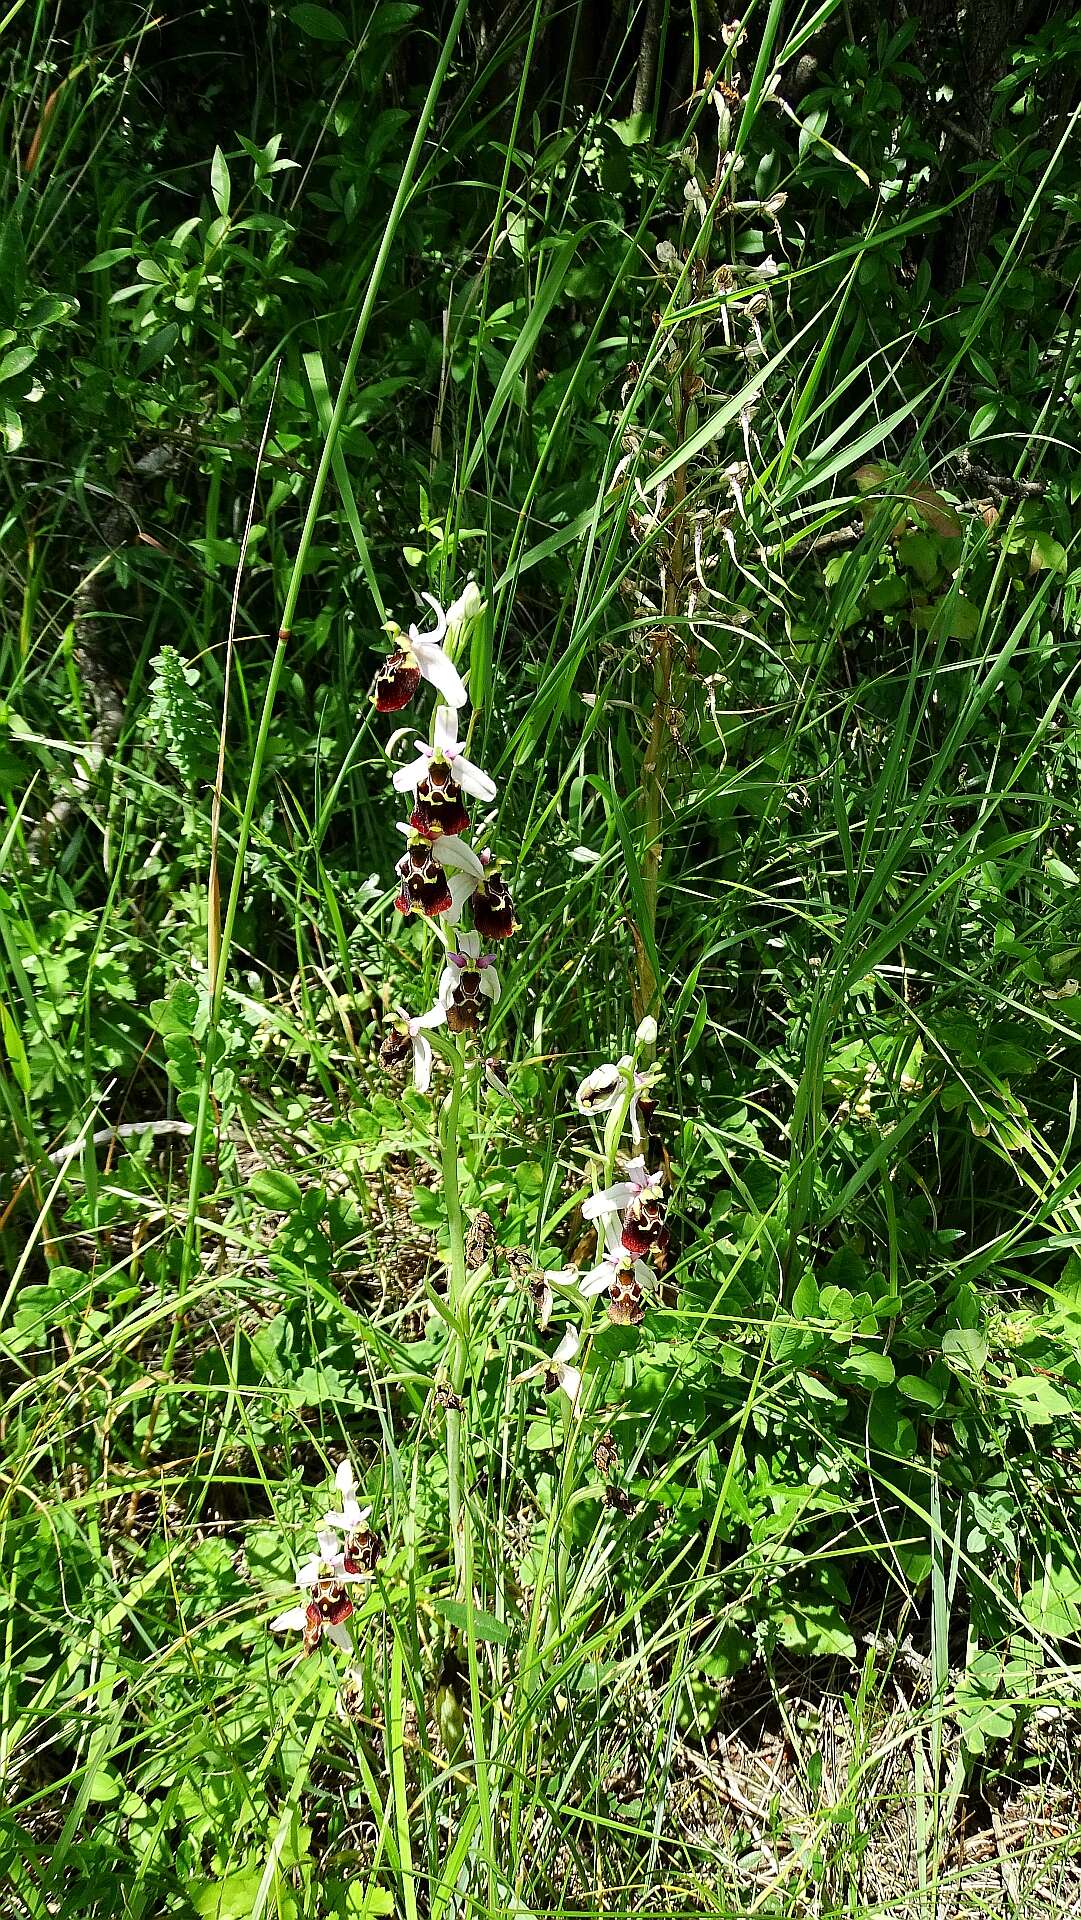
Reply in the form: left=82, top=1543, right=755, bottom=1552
left=145, top=646, right=216, bottom=789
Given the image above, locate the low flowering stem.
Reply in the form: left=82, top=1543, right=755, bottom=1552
left=634, top=350, right=695, bottom=1034
left=440, top=1045, right=469, bottom=1595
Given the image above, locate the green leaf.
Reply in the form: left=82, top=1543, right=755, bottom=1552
left=249, top=1169, right=304, bottom=1211
left=85, top=247, right=133, bottom=271
left=210, top=146, right=231, bottom=217
left=792, top=1270, right=820, bottom=1318
left=1002, top=1375, right=1074, bottom=1424
left=774, top=1602, right=856, bottom=1660
left=971, top=402, right=998, bottom=438
left=1022, top=1562, right=1081, bottom=1639
left=839, top=1349, right=895, bottom=1389
left=1030, top=530, right=1067, bottom=575
left=897, top=1374, right=945, bottom=1410
left=941, top=1328, right=988, bottom=1376
left=0, top=346, right=35, bottom=384
left=432, top=1598, right=510, bottom=1645
left=290, top=2, right=350, bottom=40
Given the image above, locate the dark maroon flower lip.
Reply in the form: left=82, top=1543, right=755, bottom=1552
left=621, top=1218, right=671, bottom=1267
left=394, top=848, right=453, bottom=917
left=370, top=650, right=420, bottom=712
left=446, top=972, right=489, bottom=1033
left=410, top=772, right=470, bottom=839
left=471, top=875, right=517, bottom=942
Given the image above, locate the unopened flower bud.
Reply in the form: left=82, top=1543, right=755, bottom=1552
left=635, top=1014, right=657, bottom=1048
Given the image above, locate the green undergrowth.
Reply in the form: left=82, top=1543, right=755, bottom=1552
left=3, top=3, right=1081, bottom=1916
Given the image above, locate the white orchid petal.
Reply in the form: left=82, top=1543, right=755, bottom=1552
left=433, top=834, right=483, bottom=878
left=434, top=706, right=458, bottom=756
left=575, top=1063, right=621, bottom=1114
left=335, top=1461, right=356, bottom=1497
left=446, top=580, right=484, bottom=631
left=454, top=755, right=497, bottom=801
left=392, top=751, right=430, bottom=794
left=624, top=1157, right=649, bottom=1188
left=558, top=1364, right=582, bottom=1410
left=553, top=1326, right=580, bottom=1366
left=270, top=1606, right=309, bottom=1632
left=412, top=1031, right=433, bottom=1092
left=437, top=965, right=458, bottom=1006
left=444, top=870, right=480, bottom=926
left=480, top=969, right=500, bottom=1002
left=316, top=1527, right=340, bottom=1563
left=580, top=1268, right=613, bottom=1299
left=412, top=997, right=448, bottom=1033
left=413, top=637, right=467, bottom=707
left=583, top=1183, right=635, bottom=1220
left=416, top=593, right=448, bottom=641
left=325, top=1620, right=353, bottom=1652
left=296, top=1556, right=322, bottom=1589
left=602, top=1215, right=624, bottom=1256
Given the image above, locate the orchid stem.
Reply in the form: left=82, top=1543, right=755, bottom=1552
left=634, top=341, right=694, bottom=1032
left=441, top=1046, right=469, bottom=1595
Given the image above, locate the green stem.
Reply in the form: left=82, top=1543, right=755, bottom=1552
left=441, top=1049, right=469, bottom=1593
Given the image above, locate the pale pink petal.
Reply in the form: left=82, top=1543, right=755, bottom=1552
left=582, top=1182, right=635, bottom=1220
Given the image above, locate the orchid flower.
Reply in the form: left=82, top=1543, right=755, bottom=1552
left=577, top=1217, right=655, bottom=1325
left=323, top=1461, right=382, bottom=1576
left=270, top=1526, right=363, bottom=1654
left=513, top=1326, right=583, bottom=1410
left=445, top=579, right=485, bottom=636
left=439, top=929, right=499, bottom=1009
left=370, top=596, right=468, bottom=712
left=393, top=705, right=497, bottom=803
left=583, top=1154, right=664, bottom=1223
left=394, top=825, right=484, bottom=917
left=575, top=1055, right=654, bottom=1144
left=324, top=1461, right=369, bottom=1534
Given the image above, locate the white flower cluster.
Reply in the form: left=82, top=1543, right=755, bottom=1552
left=270, top=1462, right=380, bottom=1657
left=369, top=584, right=518, bottom=1092
left=516, top=1034, right=672, bottom=1414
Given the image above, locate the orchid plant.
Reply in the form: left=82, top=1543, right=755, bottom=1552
left=370, top=580, right=516, bottom=1090
left=517, top=1020, right=673, bottom=1417
left=270, top=1462, right=380, bottom=1658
